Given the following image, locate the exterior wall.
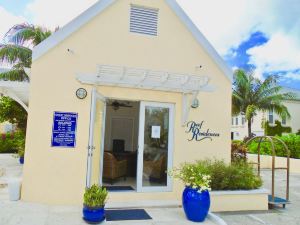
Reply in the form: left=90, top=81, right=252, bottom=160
left=22, top=0, right=231, bottom=205
left=248, top=154, right=300, bottom=174
left=210, top=190, right=269, bottom=212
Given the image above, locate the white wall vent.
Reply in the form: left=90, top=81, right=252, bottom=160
left=130, top=5, right=158, bottom=36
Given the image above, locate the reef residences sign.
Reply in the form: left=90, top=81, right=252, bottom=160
left=186, top=121, right=220, bottom=141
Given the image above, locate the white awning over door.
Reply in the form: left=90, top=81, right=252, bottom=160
left=77, top=65, right=212, bottom=93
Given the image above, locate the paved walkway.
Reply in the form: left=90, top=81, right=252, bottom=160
left=217, top=169, right=300, bottom=225
left=0, top=154, right=222, bottom=225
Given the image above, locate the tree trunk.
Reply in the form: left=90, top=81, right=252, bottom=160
left=248, top=118, right=252, bottom=138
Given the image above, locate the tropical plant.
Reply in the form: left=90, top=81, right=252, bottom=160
left=0, top=23, right=52, bottom=81
left=0, top=96, right=27, bottom=133
left=232, top=69, right=295, bottom=138
left=83, top=184, right=108, bottom=208
left=178, top=160, right=262, bottom=190
left=169, top=163, right=211, bottom=192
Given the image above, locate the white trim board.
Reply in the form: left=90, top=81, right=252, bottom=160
left=32, top=0, right=232, bottom=82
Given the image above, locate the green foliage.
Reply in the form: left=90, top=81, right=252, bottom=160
left=0, top=131, right=25, bottom=154
left=0, top=23, right=52, bottom=81
left=0, top=97, right=27, bottom=133
left=264, top=120, right=292, bottom=136
left=169, top=164, right=211, bottom=192
left=172, top=160, right=262, bottom=191
left=231, top=141, right=247, bottom=162
left=232, top=69, right=296, bottom=137
left=83, top=184, right=108, bottom=208
left=248, top=134, right=300, bottom=159
left=296, top=129, right=300, bottom=135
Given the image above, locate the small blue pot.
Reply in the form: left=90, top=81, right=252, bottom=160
left=83, top=205, right=105, bottom=224
left=182, top=186, right=210, bottom=222
left=19, top=156, right=24, bottom=164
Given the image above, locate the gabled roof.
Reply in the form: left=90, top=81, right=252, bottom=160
left=32, top=0, right=232, bottom=82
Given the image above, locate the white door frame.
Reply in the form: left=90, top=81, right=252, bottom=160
left=86, top=88, right=106, bottom=187
left=137, top=101, right=175, bottom=192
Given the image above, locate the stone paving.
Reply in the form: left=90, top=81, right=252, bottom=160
left=1, top=154, right=300, bottom=225
left=217, top=169, right=300, bottom=225
left=0, top=154, right=220, bottom=225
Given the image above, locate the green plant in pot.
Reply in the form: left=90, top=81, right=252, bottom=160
left=169, top=164, right=211, bottom=222
left=83, top=184, right=108, bottom=223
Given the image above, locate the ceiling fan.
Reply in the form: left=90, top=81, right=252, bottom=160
left=108, top=100, right=133, bottom=110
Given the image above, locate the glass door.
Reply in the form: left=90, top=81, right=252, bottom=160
left=86, top=88, right=106, bottom=187
left=137, top=102, right=174, bottom=192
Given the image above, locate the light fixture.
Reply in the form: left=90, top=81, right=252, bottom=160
left=191, top=98, right=199, bottom=108
left=76, top=88, right=87, bottom=99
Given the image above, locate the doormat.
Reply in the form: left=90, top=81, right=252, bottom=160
left=105, top=209, right=152, bottom=221
left=104, top=186, right=134, bottom=191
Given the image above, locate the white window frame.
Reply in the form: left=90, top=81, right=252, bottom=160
left=137, top=101, right=175, bottom=193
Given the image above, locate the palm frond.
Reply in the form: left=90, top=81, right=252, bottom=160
left=0, top=68, right=29, bottom=81
left=0, top=44, right=32, bottom=67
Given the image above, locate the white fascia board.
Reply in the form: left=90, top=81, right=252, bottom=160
left=165, top=0, right=233, bottom=82
left=32, top=0, right=116, bottom=61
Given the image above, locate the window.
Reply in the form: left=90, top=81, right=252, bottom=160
left=242, top=117, right=245, bottom=125
left=282, top=116, right=286, bottom=125
left=232, top=118, right=234, bottom=125
left=235, top=117, right=238, bottom=125
left=130, top=5, right=159, bottom=36
left=268, top=110, right=274, bottom=124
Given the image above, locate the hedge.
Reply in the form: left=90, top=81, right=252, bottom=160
left=247, top=134, right=300, bottom=159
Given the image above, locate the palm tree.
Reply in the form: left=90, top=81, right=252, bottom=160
left=0, top=23, right=52, bottom=81
left=232, top=69, right=295, bottom=138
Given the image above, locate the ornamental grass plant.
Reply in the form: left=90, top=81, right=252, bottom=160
left=83, top=184, right=108, bottom=208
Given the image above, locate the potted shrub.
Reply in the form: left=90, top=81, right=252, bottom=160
left=18, top=149, right=25, bottom=164
left=169, top=164, right=211, bottom=222
left=83, top=184, right=108, bottom=223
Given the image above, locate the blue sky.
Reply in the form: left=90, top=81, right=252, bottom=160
left=0, top=0, right=300, bottom=89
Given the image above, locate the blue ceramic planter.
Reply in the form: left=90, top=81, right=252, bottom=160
left=19, top=156, right=24, bottom=164
left=182, top=186, right=210, bottom=222
left=83, top=205, right=105, bottom=224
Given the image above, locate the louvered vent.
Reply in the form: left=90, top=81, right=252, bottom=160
left=130, top=5, right=158, bottom=36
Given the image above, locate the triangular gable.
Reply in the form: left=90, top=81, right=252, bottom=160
left=32, top=0, right=232, bottom=82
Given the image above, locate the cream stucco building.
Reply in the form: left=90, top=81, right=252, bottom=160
left=22, top=0, right=233, bottom=207
left=231, top=87, right=300, bottom=140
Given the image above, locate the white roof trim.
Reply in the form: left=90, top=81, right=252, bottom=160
left=32, top=0, right=232, bottom=82
left=32, top=0, right=116, bottom=61
left=77, top=65, right=211, bottom=94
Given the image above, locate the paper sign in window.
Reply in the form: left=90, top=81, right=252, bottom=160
left=151, top=126, right=161, bottom=138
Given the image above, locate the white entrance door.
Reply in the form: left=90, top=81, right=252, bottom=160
left=137, top=102, right=174, bottom=192
left=86, top=88, right=106, bottom=187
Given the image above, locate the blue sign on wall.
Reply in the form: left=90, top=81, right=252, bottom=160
left=51, top=112, right=78, bottom=148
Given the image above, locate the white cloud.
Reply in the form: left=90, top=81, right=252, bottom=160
left=176, top=0, right=300, bottom=68
left=285, top=72, right=300, bottom=81
left=26, top=0, right=98, bottom=30
left=247, top=33, right=300, bottom=73
left=0, top=7, right=26, bottom=41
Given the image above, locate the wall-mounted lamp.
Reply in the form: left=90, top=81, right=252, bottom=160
left=191, top=98, right=199, bottom=108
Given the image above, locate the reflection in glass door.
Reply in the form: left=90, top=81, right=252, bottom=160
left=137, top=102, right=174, bottom=192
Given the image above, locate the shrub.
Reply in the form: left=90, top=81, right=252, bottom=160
left=172, top=160, right=262, bottom=191
left=169, top=164, right=211, bottom=192
left=247, top=134, right=300, bottom=159
left=83, top=184, right=108, bottom=208
left=0, top=132, right=24, bottom=153
left=231, top=141, right=247, bottom=162
left=264, top=120, right=291, bottom=136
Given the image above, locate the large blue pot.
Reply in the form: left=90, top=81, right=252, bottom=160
left=182, top=186, right=210, bottom=222
left=19, top=156, right=24, bottom=164
left=83, top=205, right=105, bottom=224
